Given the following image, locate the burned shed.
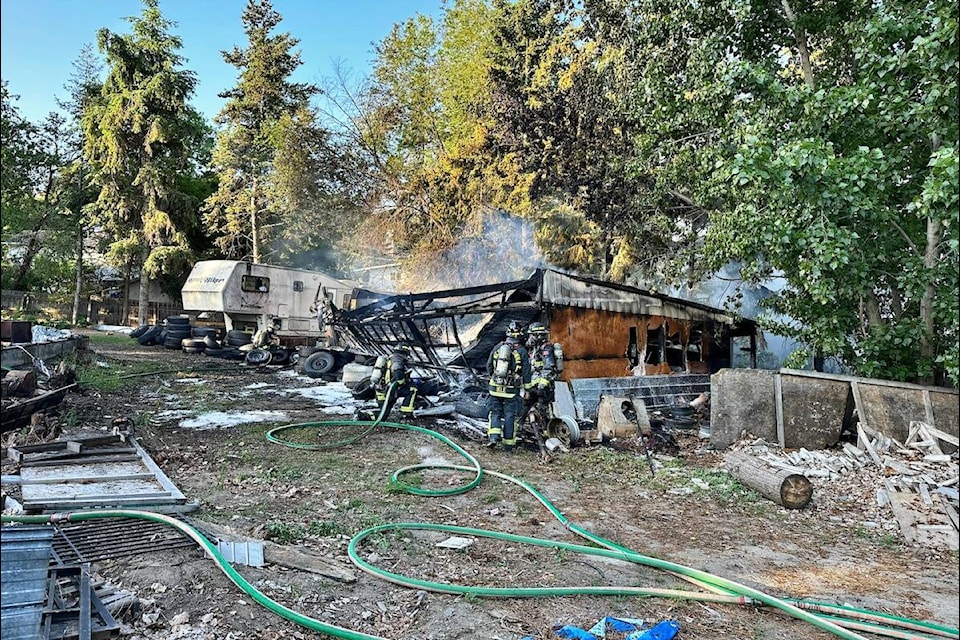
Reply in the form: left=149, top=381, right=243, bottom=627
left=334, top=268, right=757, bottom=382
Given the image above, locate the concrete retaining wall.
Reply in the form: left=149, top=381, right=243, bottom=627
left=710, top=368, right=958, bottom=451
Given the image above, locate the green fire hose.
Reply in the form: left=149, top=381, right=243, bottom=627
left=4, top=381, right=957, bottom=640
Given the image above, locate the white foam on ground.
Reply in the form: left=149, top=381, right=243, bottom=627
left=178, top=410, right=288, bottom=430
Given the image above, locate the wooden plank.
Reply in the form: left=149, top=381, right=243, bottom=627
left=857, top=424, right=883, bottom=467
left=923, top=423, right=959, bottom=448
left=888, top=491, right=960, bottom=550
left=23, top=495, right=182, bottom=510
left=939, top=494, right=959, bottom=530
left=188, top=518, right=358, bottom=582
left=20, top=473, right=157, bottom=485
left=774, top=373, right=785, bottom=449
left=131, top=437, right=186, bottom=501
left=780, top=368, right=960, bottom=394
left=23, top=454, right=142, bottom=468
left=923, top=390, right=936, bottom=426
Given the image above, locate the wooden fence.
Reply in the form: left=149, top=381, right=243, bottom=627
left=1, top=289, right=185, bottom=328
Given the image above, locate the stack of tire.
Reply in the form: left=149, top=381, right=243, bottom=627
left=161, top=316, right=193, bottom=350
left=180, top=326, right=219, bottom=354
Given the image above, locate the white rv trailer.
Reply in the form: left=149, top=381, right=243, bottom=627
left=181, top=260, right=360, bottom=340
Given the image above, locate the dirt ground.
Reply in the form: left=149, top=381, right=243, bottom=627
left=3, top=332, right=958, bottom=640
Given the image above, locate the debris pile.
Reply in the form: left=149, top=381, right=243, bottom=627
left=727, top=421, right=959, bottom=549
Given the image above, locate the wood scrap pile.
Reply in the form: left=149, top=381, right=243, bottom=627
left=728, top=423, right=958, bottom=550
left=1, top=362, right=77, bottom=435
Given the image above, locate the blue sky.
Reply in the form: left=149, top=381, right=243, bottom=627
left=1, top=0, right=443, bottom=124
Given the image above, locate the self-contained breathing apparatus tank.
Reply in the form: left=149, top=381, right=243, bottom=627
left=492, top=342, right=514, bottom=385
left=370, top=355, right=388, bottom=386
left=553, top=343, right=564, bottom=371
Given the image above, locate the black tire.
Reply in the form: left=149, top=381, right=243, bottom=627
left=130, top=325, right=149, bottom=338
left=203, top=335, right=222, bottom=350
left=181, top=338, right=206, bottom=350
left=300, top=350, right=337, bottom=377
left=226, top=329, right=252, bottom=345
left=165, top=315, right=190, bottom=325
left=166, top=328, right=192, bottom=340
left=455, top=397, right=489, bottom=419
left=137, top=325, right=162, bottom=345
left=270, top=349, right=290, bottom=366
left=203, top=348, right=228, bottom=358
left=191, top=326, right=218, bottom=338
left=183, top=346, right=205, bottom=354
left=245, top=349, right=273, bottom=366
left=163, top=337, right=182, bottom=349
left=351, top=377, right=376, bottom=400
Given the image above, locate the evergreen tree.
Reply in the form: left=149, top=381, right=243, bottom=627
left=83, top=0, right=205, bottom=324
left=205, top=0, right=347, bottom=266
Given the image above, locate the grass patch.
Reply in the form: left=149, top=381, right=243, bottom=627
left=86, top=333, right=136, bottom=346
left=265, top=520, right=306, bottom=544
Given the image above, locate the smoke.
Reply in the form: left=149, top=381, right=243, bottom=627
left=669, top=262, right=801, bottom=368
left=394, top=210, right=547, bottom=292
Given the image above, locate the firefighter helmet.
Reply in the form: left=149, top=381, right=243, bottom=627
left=394, top=343, right=412, bottom=355
left=506, top=320, right=524, bottom=339
left=528, top=322, right=548, bottom=336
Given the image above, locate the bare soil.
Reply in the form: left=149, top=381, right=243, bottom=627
left=3, top=332, right=958, bottom=640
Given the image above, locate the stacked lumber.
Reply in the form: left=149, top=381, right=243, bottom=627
left=727, top=425, right=958, bottom=550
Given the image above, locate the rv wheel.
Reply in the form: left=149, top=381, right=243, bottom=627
left=547, top=416, right=581, bottom=447
left=300, top=351, right=337, bottom=377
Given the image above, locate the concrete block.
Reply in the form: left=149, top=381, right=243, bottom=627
left=779, top=373, right=848, bottom=449
left=710, top=368, right=776, bottom=449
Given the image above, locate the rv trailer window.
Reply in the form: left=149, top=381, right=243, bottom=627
left=293, top=280, right=304, bottom=292
left=242, top=275, right=270, bottom=293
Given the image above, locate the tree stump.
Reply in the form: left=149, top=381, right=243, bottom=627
left=724, top=450, right=813, bottom=509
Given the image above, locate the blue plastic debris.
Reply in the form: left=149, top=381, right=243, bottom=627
left=553, top=616, right=679, bottom=640
left=554, top=626, right=598, bottom=640
left=587, top=616, right=646, bottom=637
left=629, top=619, right=680, bottom=640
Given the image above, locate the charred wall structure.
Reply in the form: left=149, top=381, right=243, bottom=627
left=334, top=269, right=757, bottom=381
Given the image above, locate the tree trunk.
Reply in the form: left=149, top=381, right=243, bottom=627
left=251, top=176, right=260, bottom=264
left=138, top=267, right=149, bottom=327
left=780, top=0, right=815, bottom=90
left=11, top=211, right=52, bottom=290
left=71, top=223, right=83, bottom=325
left=122, top=261, right=132, bottom=324
left=919, top=134, right=942, bottom=385
left=919, top=215, right=941, bottom=384
left=724, top=451, right=813, bottom=509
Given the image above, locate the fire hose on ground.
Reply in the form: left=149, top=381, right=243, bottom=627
left=4, top=382, right=958, bottom=640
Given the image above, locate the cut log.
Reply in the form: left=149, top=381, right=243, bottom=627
left=724, top=451, right=813, bottom=509
left=1, top=369, right=38, bottom=398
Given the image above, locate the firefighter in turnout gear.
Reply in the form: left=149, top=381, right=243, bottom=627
left=524, top=321, right=564, bottom=410
left=485, top=321, right=532, bottom=451
left=359, top=343, right=418, bottom=421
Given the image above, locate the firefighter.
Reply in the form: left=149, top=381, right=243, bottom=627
left=525, top=321, right=564, bottom=410
left=359, top=343, right=418, bottom=421
left=485, top=321, right=531, bottom=451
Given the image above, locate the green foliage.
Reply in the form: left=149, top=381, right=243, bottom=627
left=265, top=519, right=305, bottom=544
left=700, top=0, right=959, bottom=384
left=203, top=0, right=351, bottom=266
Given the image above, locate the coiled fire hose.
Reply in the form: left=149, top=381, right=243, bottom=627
left=5, top=381, right=958, bottom=640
